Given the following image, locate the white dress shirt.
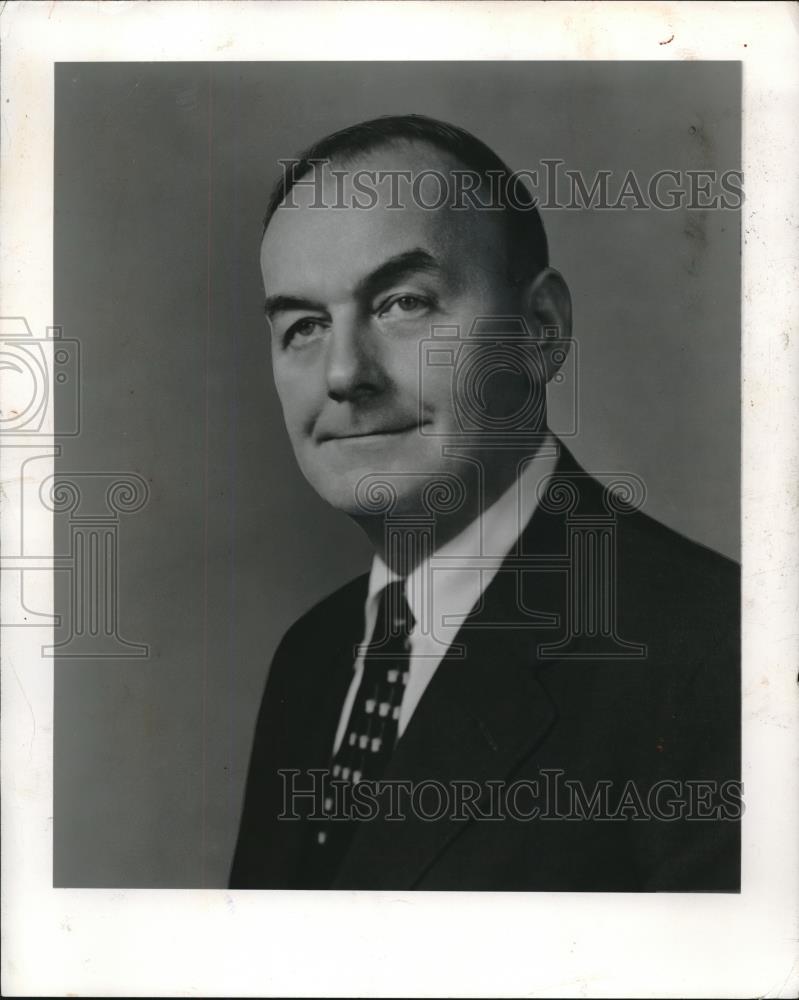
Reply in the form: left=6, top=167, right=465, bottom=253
left=332, top=434, right=560, bottom=754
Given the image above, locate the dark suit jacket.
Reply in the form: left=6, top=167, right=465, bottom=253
left=230, top=447, right=740, bottom=891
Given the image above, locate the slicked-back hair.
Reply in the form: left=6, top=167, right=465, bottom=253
left=261, top=113, right=549, bottom=285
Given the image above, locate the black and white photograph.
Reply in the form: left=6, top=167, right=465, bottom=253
left=52, top=59, right=743, bottom=893
left=1, top=2, right=797, bottom=997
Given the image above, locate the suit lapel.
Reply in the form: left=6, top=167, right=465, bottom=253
left=259, top=579, right=368, bottom=886
left=333, top=619, right=558, bottom=888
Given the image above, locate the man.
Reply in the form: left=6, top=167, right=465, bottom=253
left=230, top=115, right=740, bottom=891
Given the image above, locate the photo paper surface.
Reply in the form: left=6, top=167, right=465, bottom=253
left=1, top=3, right=797, bottom=997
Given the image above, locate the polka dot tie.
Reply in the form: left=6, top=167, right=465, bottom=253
left=302, top=580, right=414, bottom=885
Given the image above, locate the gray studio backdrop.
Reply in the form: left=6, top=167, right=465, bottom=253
left=54, top=61, right=741, bottom=887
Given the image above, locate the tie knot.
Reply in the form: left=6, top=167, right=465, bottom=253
left=380, top=580, right=414, bottom=638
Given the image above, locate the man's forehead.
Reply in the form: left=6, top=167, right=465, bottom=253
left=260, top=143, right=505, bottom=291
left=284, top=140, right=464, bottom=208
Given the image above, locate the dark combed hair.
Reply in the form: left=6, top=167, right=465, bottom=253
left=262, top=113, right=549, bottom=284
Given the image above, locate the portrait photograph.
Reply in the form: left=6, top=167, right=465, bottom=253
left=50, top=57, right=742, bottom=892
left=1, top=3, right=797, bottom=998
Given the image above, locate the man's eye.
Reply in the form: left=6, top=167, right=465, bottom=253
left=378, top=294, right=432, bottom=318
left=284, top=317, right=325, bottom=347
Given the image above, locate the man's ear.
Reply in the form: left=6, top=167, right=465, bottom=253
left=521, top=267, right=573, bottom=382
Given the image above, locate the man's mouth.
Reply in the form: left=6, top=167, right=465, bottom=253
left=317, top=424, right=420, bottom=443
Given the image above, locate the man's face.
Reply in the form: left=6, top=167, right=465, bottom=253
left=261, top=144, right=537, bottom=518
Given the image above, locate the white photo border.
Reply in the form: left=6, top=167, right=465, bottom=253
left=1, top=1, right=797, bottom=997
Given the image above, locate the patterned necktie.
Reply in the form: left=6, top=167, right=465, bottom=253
left=300, top=579, right=414, bottom=886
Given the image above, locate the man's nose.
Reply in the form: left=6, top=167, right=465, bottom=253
left=324, top=315, right=384, bottom=403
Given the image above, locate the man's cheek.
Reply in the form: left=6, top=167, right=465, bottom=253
left=277, top=388, right=311, bottom=433
left=430, top=384, right=458, bottom=432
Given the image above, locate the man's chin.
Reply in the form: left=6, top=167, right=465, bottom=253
left=312, top=484, right=437, bottom=520
left=301, top=464, right=468, bottom=521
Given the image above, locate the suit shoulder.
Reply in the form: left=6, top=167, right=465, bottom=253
left=550, top=445, right=738, bottom=593
left=616, top=506, right=740, bottom=672
left=277, top=571, right=370, bottom=655
left=621, top=506, right=739, bottom=592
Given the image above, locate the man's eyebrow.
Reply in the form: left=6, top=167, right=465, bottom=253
left=357, top=248, right=442, bottom=297
left=263, top=294, right=327, bottom=320
left=263, top=248, right=442, bottom=319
